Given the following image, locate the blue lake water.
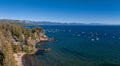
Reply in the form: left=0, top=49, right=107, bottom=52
left=27, top=25, right=120, bottom=66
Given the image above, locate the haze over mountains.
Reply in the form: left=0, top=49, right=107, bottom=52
left=0, top=19, right=107, bottom=25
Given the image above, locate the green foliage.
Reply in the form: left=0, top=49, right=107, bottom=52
left=23, top=29, right=32, bottom=38
left=0, top=31, right=17, bottom=66
left=0, top=23, right=45, bottom=66
left=0, top=52, right=4, bottom=66
left=18, top=35, right=24, bottom=42
left=32, top=27, right=45, bottom=36
left=23, top=45, right=35, bottom=54
left=13, top=45, right=22, bottom=53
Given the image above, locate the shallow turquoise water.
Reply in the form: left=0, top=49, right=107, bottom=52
left=28, top=25, right=120, bottom=66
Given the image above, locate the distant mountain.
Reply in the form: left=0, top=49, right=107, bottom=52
left=23, top=21, right=88, bottom=25
left=24, top=21, right=106, bottom=26
left=0, top=19, right=106, bottom=26
left=89, top=23, right=105, bottom=25
left=0, top=19, right=33, bottom=26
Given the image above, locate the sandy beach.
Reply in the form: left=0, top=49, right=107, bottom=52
left=13, top=52, right=25, bottom=66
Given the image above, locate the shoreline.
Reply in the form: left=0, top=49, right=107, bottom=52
left=13, top=51, right=40, bottom=66
left=14, top=36, right=53, bottom=66
left=22, top=54, right=43, bottom=66
left=13, top=52, right=25, bottom=66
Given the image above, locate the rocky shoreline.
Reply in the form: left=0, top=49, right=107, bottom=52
left=21, top=36, right=54, bottom=66
left=13, top=52, right=25, bottom=66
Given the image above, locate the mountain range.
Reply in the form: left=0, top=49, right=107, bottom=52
left=0, top=19, right=106, bottom=26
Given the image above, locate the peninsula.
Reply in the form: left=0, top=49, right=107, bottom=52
left=0, top=23, right=47, bottom=66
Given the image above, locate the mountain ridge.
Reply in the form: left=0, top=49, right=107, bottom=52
left=0, top=19, right=109, bottom=25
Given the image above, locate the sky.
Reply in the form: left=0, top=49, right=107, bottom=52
left=0, top=0, right=120, bottom=24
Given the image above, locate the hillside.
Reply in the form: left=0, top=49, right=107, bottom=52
left=0, top=23, right=45, bottom=66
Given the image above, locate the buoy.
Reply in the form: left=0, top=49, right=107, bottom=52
left=96, top=38, right=99, bottom=40
left=91, top=39, right=95, bottom=41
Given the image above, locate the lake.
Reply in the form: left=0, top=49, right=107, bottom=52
left=27, top=25, right=120, bottom=66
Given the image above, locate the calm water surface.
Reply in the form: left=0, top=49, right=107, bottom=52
left=27, top=25, right=120, bottom=66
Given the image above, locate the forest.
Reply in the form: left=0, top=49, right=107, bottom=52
left=0, top=23, right=45, bottom=66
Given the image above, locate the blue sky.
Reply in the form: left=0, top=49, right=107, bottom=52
left=0, top=0, right=120, bottom=24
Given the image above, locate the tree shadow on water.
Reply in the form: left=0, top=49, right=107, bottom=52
left=35, top=49, right=46, bottom=56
